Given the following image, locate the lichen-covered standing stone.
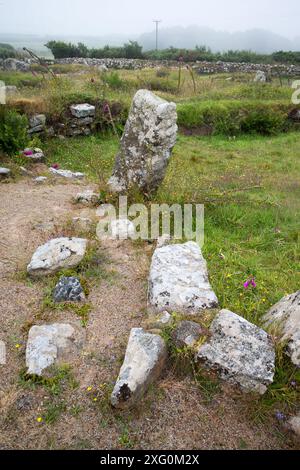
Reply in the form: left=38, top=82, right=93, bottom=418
left=196, top=309, right=275, bottom=394
left=148, top=241, right=218, bottom=314
left=111, top=328, right=167, bottom=409
left=108, top=89, right=177, bottom=193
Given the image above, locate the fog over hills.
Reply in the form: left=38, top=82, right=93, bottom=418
left=0, top=26, right=299, bottom=58
left=139, top=26, right=300, bottom=53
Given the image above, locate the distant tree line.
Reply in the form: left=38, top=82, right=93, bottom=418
left=1, top=40, right=300, bottom=65
left=45, top=40, right=144, bottom=59
left=45, top=41, right=300, bottom=65
left=0, top=43, right=18, bottom=59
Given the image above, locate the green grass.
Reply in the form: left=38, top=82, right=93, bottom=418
left=44, top=132, right=300, bottom=327
left=44, top=134, right=118, bottom=181
left=0, top=70, right=42, bottom=88
left=19, top=364, right=78, bottom=396
left=3, top=66, right=300, bottom=422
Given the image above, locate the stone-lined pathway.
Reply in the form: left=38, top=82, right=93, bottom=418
left=0, top=178, right=297, bottom=449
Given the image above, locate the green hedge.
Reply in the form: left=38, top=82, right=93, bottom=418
left=0, top=107, right=28, bottom=154
left=177, top=100, right=295, bottom=135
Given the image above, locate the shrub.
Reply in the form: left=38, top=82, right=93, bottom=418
left=0, top=107, right=28, bottom=154
left=156, top=68, right=170, bottom=78
left=240, top=110, right=287, bottom=135
left=177, top=100, right=292, bottom=136
left=141, top=77, right=178, bottom=94
left=0, top=43, right=17, bottom=59
left=101, top=71, right=125, bottom=90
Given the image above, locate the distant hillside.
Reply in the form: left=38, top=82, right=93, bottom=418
left=139, top=26, right=300, bottom=53
left=0, top=26, right=299, bottom=59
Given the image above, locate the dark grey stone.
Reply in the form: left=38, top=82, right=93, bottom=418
left=53, top=276, right=85, bottom=303
left=172, top=321, right=204, bottom=349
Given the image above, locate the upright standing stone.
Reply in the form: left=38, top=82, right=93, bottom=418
left=108, top=89, right=177, bottom=193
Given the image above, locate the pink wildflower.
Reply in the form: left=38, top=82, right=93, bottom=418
left=244, top=278, right=257, bottom=289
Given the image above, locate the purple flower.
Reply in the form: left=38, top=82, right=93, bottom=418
left=51, top=163, right=59, bottom=170
left=290, top=380, right=297, bottom=388
left=103, top=103, right=110, bottom=114
left=23, top=150, right=33, bottom=156
left=244, top=278, right=257, bottom=289
left=275, top=411, right=286, bottom=422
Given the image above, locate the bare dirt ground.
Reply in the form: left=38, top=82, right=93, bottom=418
left=0, top=175, right=298, bottom=450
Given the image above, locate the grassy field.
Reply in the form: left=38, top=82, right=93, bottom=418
left=42, top=128, right=300, bottom=417
left=43, top=131, right=300, bottom=323
left=1, top=65, right=300, bottom=443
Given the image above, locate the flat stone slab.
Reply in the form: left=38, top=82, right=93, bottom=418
left=53, top=276, right=85, bottom=303
left=50, top=168, right=85, bottom=179
left=263, top=291, right=300, bottom=366
left=70, top=103, right=95, bottom=118
left=26, top=323, right=84, bottom=376
left=27, top=237, right=87, bottom=277
left=111, top=328, right=167, bottom=409
left=196, top=309, right=275, bottom=394
left=148, top=241, right=218, bottom=314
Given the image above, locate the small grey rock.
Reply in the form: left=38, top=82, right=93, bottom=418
left=53, top=276, right=85, bottom=303
left=172, top=321, right=204, bottom=349
left=27, top=237, right=87, bottom=276
left=70, top=103, right=95, bottom=118
left=287, top=413, right=300, bottom=438
left=34, top=176, right=47, bottom=184
left=49, top=168, right=85, bottom=179
left=74, top=190, right=98, bottom=206
left=0, top=167, right=10, bottom=178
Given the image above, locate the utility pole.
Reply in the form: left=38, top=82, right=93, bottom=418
left=153, top=20, right=162, bottom=51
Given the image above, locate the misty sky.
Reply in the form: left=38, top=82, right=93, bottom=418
left=0, top=0, right=299, bottom=38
